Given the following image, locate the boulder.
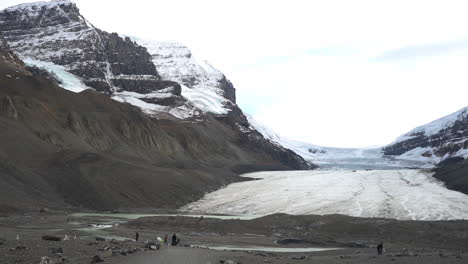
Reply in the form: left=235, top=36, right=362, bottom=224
left=42, top=235, right=61, bottom=241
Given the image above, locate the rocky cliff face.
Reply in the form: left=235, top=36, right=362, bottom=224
left=383, top=107, right=468, bottom=164
left=0, top=0, right=181, bottom=103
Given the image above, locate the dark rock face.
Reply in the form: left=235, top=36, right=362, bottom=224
left=433, top=157, right=468, bottom=195
left=0, top=0, right=179, bottom=98
left=219, top=105, right=314, bottom=171
left=383, top=108, right=468, bottom=160
left=218, top=76, right=236, bottom=103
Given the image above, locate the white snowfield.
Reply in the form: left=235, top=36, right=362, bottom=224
left=182, top=170, right=468, bottom=220
left=133, top=38, right=231, bottom=115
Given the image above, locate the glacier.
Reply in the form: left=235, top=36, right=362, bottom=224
left=23, top=58, right=90, bottom=93
left=182, top=169, right=468, bottom=220
left=247, top=114, right=430, bottom=169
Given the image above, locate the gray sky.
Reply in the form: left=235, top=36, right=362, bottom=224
left=2, top=0, right=468, bottom=147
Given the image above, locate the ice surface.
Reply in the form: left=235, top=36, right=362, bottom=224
left=192, top=245, right=340, bottom=253
left=182, top=170, right=468, bottom=220
left=23, top=58, right=90, bottom=93
left=71, top=213, right=258, bottom=221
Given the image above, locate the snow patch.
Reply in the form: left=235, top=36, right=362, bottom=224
left=111, top=93, right=195, bottom=119
left=181, top=85, right=229, bottom=115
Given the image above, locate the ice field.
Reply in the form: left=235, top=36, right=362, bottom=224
left=183, top=170, right=468, bottom=220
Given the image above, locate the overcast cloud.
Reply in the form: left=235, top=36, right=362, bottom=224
left=1, top=0, right=468, bottom=147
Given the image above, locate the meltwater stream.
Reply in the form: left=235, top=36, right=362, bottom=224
left=182, top=169, right=468, bottom=220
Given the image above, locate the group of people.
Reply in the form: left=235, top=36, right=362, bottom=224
left=135, top=231, right=180, bottom=246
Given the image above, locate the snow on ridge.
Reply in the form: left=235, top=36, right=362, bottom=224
left=393, top=106, right=468, bottom=144
left=2, top=0, right=74, bottom=12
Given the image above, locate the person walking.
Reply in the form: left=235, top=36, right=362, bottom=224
left=171, top=233, right=177, bottom=246
left=135, top=231, right=139, bottom=242
left=164, top=234, right=168, bottom=245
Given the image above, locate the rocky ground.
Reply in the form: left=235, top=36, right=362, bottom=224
left=1, top=211, right=467, bottom=264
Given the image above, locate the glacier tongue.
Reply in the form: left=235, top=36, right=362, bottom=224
left=246, top=115, right=431, bottom=169
left=182, top=170, right=468, bottom=220
left=23, top=58, right=90, bottom=93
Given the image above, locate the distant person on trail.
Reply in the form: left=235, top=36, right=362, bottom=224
left=135, top=232, right=139, bottom=242
left=171, top=233, right=177, bottom=246
left=377, top=242, right=383, bottom=255
left=164, top=234, right=168, bottom=245
left=176, top=237, right=180, bottom=245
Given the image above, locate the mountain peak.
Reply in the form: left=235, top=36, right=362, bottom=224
left=2, top=0, right=75, bottom=12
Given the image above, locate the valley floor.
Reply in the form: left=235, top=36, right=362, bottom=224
left=2, top=169, right=468, bottom=263
left=1, top=211, right=468, bottom=264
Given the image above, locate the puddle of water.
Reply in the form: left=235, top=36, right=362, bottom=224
left=192, top=245, right=341, bottom=253
left=71, top=213, right=260, bottom=221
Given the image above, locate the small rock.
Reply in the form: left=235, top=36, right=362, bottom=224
left=15, top=245, right=28, bottom=250
left=51, top=247, right=63, bottom=254
left=95, top=237, right=106, bottom=242
left=90, top=255, right=104, bottom=263
left=40, top=256, right=52, bottom=264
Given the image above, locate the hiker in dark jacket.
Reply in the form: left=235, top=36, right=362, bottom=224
left=377, top=242, right=383, bottom=255
left=135, top=232, right=139, bottom=242
left=171, top=233, right=177, bottom=246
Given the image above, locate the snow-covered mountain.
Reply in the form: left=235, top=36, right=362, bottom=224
left=0, top=0, right=235, bottom=120
left=383, top=106, right=468, bottom=164
left=0, top=0, right=311, bottom=170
